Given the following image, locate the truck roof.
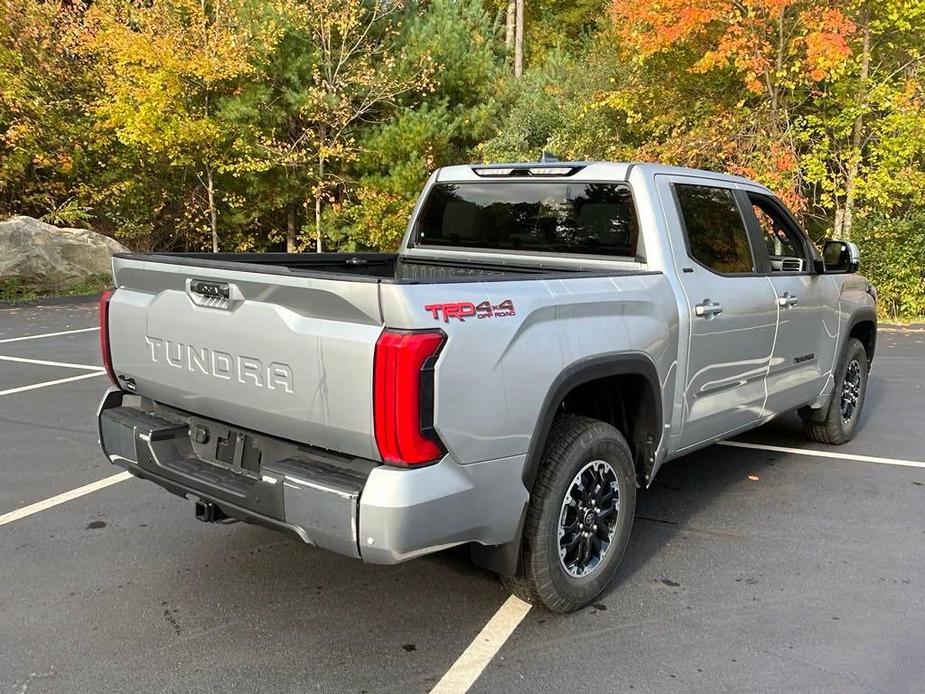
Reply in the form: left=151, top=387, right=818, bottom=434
left=435, top=161, right=765, bottom=189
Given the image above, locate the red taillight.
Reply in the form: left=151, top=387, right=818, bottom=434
left=99, top=288, right=118, bottom=386
left=373, top=329, right=446, bottom=466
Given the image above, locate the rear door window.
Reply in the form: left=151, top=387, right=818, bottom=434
left=415, top=182, right=639, bottom=257
left=674, top=184, right=754, bottom=274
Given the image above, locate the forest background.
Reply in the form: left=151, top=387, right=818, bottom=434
left=2, top=0, right=924, bottom=318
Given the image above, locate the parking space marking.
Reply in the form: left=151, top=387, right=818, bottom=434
left=0, top=471, right=132, bottom=527
left=0, top=371, right=105, bottom=397
left=0, top=354, right=104, bottom=371
left=0, top=326, right=99, bottom=344
left=431, top=595, right=532, bottom=694
left=718, top=440, right=925, bottom=469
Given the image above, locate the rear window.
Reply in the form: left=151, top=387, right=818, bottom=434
left=414, top=182, right=639, bottom=257
left=674, top=184, right=754, bottom=274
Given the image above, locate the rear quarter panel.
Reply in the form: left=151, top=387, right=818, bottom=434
left=380, top=273, right=680, bottom=466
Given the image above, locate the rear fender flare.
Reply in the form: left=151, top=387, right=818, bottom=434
left=470, top=352, right=663, bottom=576
left=471, top=352, right=663, bottom=577
left=522, top=351, right=664, bottom=490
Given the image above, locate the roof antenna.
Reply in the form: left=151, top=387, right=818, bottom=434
left=539, top=151, right=559, bottom=163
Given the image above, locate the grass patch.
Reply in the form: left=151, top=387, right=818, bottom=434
left=882, top=316, right=925, bottom=326
left=0, top=273, right=113, bottom=303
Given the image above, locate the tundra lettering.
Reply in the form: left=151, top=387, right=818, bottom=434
left=99, top=161, right=876, bottom=612
left=144, top=336, right=293, bottom=393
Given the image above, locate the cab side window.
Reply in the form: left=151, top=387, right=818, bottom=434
left=675, top=184, right=754, bottom=274
left=749, top=194, right=810, bottom=272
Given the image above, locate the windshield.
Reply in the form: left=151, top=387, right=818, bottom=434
left=414, top=182, right=639, bottom=257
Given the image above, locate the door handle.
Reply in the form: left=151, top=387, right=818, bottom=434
left=695, top=299, right=723, bottom=318
left=777, top=292, right=799, bottom=308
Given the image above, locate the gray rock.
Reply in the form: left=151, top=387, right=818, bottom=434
left=0, top=216, right=128, bottom=289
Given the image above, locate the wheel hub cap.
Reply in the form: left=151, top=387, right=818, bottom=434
left=840, top=359, right=862, bottom=425
left=558, top=459, right=620, bottom=578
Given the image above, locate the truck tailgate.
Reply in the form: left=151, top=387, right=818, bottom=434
left=107, top=255, right=383, bottom=460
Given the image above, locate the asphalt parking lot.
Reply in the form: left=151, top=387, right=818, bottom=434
left=1, top=301, right=923, bottom=693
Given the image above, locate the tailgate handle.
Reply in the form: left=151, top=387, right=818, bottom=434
left=186, top=278, right=243, bottom=309
left=190, top=279, right=230, bottom=299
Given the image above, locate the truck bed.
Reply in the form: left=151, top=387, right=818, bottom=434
left=121, top=251, right=624, bottom=283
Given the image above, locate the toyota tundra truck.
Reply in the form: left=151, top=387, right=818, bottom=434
left=96, top=161, right=877, bottom=612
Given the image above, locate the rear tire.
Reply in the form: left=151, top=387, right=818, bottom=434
left=502, top=415, right=636, bottom=613
left=801, top=337, right=869, bottom=444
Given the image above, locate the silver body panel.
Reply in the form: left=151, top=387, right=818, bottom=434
left=763, top=273, right=841, bottom=414
left=101, top=162, right=876, bottom=563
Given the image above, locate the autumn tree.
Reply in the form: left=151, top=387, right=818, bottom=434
left=329, top=0, right=507, bottom=251
left=610, top=0, right=857, bottom=215
left=250, top=0, right=431, bottom=252
left=87, top=0, right=282, bottom=251
left=2, top=0, right=923, bottom=316
left=0, top=0, right=97, bottom=222
left=799, top=0, right=925, bottom=239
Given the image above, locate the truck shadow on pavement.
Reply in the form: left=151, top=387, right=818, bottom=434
left=615, top=444, right=761, bottom=590
left=606, top=391, right=879, bottom=603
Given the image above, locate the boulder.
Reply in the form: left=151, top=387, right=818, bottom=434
left=0, top=216, right=128, bottom=289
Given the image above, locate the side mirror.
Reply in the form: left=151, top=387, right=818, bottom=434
left=815, top=240, right=860, bottom=274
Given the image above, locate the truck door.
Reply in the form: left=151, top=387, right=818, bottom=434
left=656, top=176, right=778, bottom=449
left=740, top=191, right=840, bottom=414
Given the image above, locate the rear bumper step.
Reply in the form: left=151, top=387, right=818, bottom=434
left=97, top=388, right=369, bottom=558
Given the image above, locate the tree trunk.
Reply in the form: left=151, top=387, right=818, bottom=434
left=286, top=202, right=298, bottom=253
left=201, top=4, right=216, bottom=254
left=206, top=165, right=218, bottom=253
left=842, top=5, right=871, bottom=243
left=505, top=0, right=515, bottom=50
left=514, top=0, right=524, bottom=77
left=834, top=206, right=845, bottom=240
left=315, top=154, right=324, bottom=253
left=843, top=169, right=858, bottom=243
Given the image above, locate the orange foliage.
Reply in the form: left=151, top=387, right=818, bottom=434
left=799, top=9, right=856, bottom=81
left=610, top=0, right=857, bottom=213
left=612, top=0, right=855, bottom=91
left=612, top=0, right=725, bottom=54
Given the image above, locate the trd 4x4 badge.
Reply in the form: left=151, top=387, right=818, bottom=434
left=424, top=299, right=516, bottom=322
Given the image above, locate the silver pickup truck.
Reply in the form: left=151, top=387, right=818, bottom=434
left=97, top=161, right=877, bottom=612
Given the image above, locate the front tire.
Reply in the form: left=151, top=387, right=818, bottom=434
left=503, top=415, right=636, bottom=613
left=802, top=337, right=869, bottom=444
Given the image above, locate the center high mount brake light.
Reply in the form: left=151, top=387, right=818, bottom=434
left=472, top=165, right=579, bottom=177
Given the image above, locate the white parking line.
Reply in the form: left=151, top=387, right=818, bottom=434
left=718, top=440, right=925, bottom=469
left=0, top=326, right=99, bottom=344
left=431, top=595, right=532, bottom=693
left=0, top=371, right=105, bottom=397
left=0, top=355, right=104, bottom=371
left=0, top=471, right=132, bottom=527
